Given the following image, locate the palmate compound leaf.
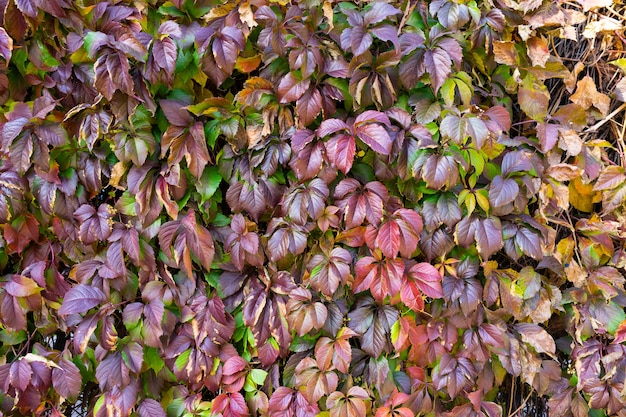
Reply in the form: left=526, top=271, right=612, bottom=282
left=158, top=210, right=215, bottom=279
left=366, top=208, right=423, bottom=258
left=306, top=246, right=353, bottom=298
left=354, top=254, right=404, bottom=302
left=267, top=386, right=320, bottom=417
left=326, top=387, right=370, bottom=417
left=58, top=284, right=106, bottom=316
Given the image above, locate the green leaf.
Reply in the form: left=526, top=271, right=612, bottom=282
left=175, top=349, right=191, bottom=371
left=146, top=346, right=165, bottom=373
left=196, top=166, right=222, bottom=204
left=249, top=369, right=268, bottom=385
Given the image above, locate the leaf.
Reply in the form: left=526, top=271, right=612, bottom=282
left=10, top=358, right=32, bottom=391
left=59, top=285, right=106, bottom=315
left=593, top=166, right=626, bottom=191
left=570, top=76, right=610, bottom=116
left=489, top=176, right=519, bottom=207
left=137, top=399, right=167, bottom=417
left=514, top=323, right=556, bottom=355
left=518, top=80, right=549, bottom=121
left=475, top=217, right=503, bottom=260
left=422, top=154, right=458, bottom=190
left=424, top=47, right=452, bottom=93
left=52, top=359, right=82, bottom=400
left=278, top=72, right=311, bottom=103
left=355, top=123, right=393, bottom=155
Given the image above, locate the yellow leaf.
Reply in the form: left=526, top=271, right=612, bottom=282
left=568, top=177, right=601, bottom=212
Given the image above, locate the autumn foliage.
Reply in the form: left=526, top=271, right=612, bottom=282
left=1, top=0, right=626, bottom=416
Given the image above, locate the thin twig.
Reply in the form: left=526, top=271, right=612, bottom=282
left=583, top=102, right=626, bottom=133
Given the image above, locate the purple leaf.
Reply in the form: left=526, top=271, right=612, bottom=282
left=364, top=2, right=401, bottom=25
left=277, top=72, right=311, bottom=103
left=10, top=358, right=32, bottom=391
left=138, top=399, right=167, bottom=417
left=52, top=359, right=82, bottom=400
left=318, top=119, right=350, bottom=137
left=159, top=99, right=192, bottom=126
left=350, top=25, right=373, bottom=56
left=59, top=284, right=106, bottom=315
left=424, top=47, right=452, bottom=93
left=356, top=123, right=393, bottom=155
left=475, top=217, right=503, bottom=260
left=489, top=175, right=519, bottom=207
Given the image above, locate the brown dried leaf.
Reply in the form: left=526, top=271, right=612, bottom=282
left=570, top=76, right=610, bottom=116
left=527, top=36, right=550, bottom=68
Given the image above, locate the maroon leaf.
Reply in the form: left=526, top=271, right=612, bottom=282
left=422, top=154, right=458, bottom=190
left=296, top=86, right=323, bottom=126
left=59, top=284, right=106, bottom=315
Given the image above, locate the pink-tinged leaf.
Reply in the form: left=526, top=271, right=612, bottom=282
left=152, top=38, right=177, bottom=77
left=212, top=27, right=245, bottom=75
left=489, top=175, right=519, bottom=207
left=4, top=275, right=41, bottom=297
left=96, top=352, right=130, bottom=390
left=326, top=134, right=356, bottom=174
left=58, top=284, right=106, bottom=315
left=10, top=358, right=32, bottom=391
left=408, top=262, right=443, bottom=298
left=137, top=399, right=167, bottom=417
left=318, top=118, right=350, bottom=137
left=356, top=123, right=393, bottom=155
left=376, top=220, right=400, bottom=259
left=52, top=359, right=82, bottom=400
left=594, top=166, right=626, bottom=191
left=514, top=323, right=556, bottom=355
left=536, top=122, right=560, bottom=153
left=485, top=105, right=512, bottom=131
left=74, top=314, right=100, bottom=354
left=278, top=72, right=311, bottom=103
left=0, top=27, right=13, bottom=63
left=424, top=47, right=452, bottom=93
left=515, top=227, right=543, bottom=260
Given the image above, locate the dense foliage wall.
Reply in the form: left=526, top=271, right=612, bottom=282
left=1, top=0, right=626, bottom=416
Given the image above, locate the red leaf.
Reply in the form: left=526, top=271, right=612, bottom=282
left=407, top=263, right=443, bottom=298
left=318, top=118, right=350, bottom=137
left=296, top=86, right=323, bottom=126
left=376, top=221, right=400, bottom=259
left=326, top=133, right=356, bottom=174
left=59, top=284, right=106, bottom=315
